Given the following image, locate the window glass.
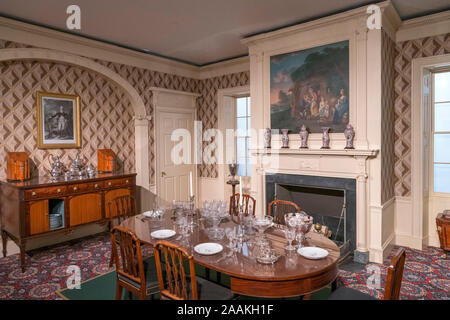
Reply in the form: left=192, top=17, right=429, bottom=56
left=433, top=71, right=450, bottom=193
left=434, top=164, right=450, bottom=193
left=435, top=72, right=450, bottom=103
left=434, top=103, right=450, bottom=132
left=434, top=134, right=450, bottom=163
left=236, top=96, right=251, bottom=176
left=237, top=98, right=247, bottom=117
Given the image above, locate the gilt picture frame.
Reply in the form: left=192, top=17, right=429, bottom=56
left=36, top=91, right=81, bottom=149
left=270, top=40, right=349, bottom=133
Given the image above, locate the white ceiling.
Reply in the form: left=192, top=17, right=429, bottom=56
left=0, top=0, right=448, bottom=66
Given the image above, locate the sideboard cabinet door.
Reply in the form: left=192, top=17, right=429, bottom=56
left=28, top=200, right=49, bottom=235
left=69, top=194, right=102, bottom=226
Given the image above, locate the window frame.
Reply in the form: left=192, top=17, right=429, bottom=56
left=430, top=68, right=450, bottom=196
left=235, top=95, right=251, bottom=177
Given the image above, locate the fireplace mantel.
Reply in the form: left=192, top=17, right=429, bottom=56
left=251, top=148, right=379, bottom=158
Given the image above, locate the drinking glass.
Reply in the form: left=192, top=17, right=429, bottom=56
left=284, top=227, right=296, bottom=251
left=225, top=227, right=236, bottom=249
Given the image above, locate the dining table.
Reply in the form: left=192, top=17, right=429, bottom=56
left=120, top=210, right=340, bottom=298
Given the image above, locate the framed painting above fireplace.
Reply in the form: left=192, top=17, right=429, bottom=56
left=270, top=40, right=349, bottom=133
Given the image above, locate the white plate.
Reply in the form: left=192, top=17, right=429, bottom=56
left=150, top=229, right=176, bottom=239
left=194, top=243, right=223, bottom=255
left=297, top=247, right=329, bottom=260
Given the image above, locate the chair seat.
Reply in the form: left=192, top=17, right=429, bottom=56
left=117, top=256, right=161, bottom=296
left=328, top=286, right=377, bottom=300
left=196, top=277, right=234, bottom=300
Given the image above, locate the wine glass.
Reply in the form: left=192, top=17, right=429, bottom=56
left=225, top=227, right=236, bottom=249
left=284, top=227, right=296, bottom=251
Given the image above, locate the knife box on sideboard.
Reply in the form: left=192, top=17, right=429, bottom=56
left=97, top=149, right=115, bottom=173
left=6, top=152, right=31, bottom=181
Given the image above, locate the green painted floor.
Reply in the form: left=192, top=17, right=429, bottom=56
left=58, top=264, right=331, bottom=300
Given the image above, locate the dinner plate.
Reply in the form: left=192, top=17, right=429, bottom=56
left=297, top=247, right=329, bottom=260
left=150, top=229, right=176, bottom=239
left=194, top=243, right=223, bottom=255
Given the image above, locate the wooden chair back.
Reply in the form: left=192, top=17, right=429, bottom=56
left=110, top=226, right=146, bottom=299
left=229, top=193, right=256, bottom=218
left=108, top=195, right=136, bottom=226
left=268, top=200, right=301, bottom=224
left=383, top=247, right=406, bottom=300
left=154, top=240, right=198, bottom=300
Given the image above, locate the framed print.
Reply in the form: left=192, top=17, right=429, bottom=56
left=270, top=40, right=349, bottom=133
left=36, top=91, right=81, bottom=149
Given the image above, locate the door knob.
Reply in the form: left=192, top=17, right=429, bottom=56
left=161, top=171, right=167, bottom=177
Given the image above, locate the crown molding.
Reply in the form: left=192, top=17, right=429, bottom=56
left=380, top=1, right=402, bottom=41
left=396, top=10, right=450, bottom=42
left=198, top=56, right=249, bottom=79
left=0, top=16, right=250, bottom=80
left=241, top=1, right=393, bottom=46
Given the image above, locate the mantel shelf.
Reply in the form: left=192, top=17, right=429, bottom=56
left=250, top=148, right=379, bottom=157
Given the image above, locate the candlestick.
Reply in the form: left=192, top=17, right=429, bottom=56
left=189, top=171, right=193, bottom=198
left=239, top=176, right=243, bottom=205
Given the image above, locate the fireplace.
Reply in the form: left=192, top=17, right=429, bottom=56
left=266, top=173, right=356, bottom=257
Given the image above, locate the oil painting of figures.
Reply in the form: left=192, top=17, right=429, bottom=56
left=270, top=40, right=349, bottom=133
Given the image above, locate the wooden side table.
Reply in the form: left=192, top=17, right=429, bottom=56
left=436, top=210, right=450, bottom=258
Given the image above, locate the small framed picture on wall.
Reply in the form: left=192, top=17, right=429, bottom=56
left=36, top=91, right=81, bottom=149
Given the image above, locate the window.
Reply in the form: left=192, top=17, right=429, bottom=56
left=236, top=96, right=251, bottom=176
left=432, top=71, right=450, bottom=193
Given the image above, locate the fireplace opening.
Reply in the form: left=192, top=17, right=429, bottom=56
left=265, top=173, right=356, bottom=258
left=275, top=184, right=346, bottom=244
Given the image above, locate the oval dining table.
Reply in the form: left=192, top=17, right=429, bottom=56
left=120, top=212, right=340, bottom=298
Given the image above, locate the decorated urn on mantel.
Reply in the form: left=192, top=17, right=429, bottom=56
left=264, top=128, right=271, bottom=149
left=321, top=127, right=330, bottom=149
left=299, top=125, right=309, bottom=149
left=344, top=124, right=355, bottom=149
left=281, top=129, right=289, bottom=148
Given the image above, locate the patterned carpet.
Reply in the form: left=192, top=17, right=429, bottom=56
left=0, top=233, right=448, bottom=300
left=339, top=246, right=450, bottom=300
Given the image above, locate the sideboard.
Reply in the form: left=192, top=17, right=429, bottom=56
left=0, top=172, right=136, bottom=271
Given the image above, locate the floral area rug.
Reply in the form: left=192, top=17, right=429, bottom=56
left=339, top=246, right=449, bottom=300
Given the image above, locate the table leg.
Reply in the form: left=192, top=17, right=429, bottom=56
left=19, top=241, right=26, bottom=273
left=331, top=279, right=338, bottom=292
left=1, top=231, right=7, bottom=258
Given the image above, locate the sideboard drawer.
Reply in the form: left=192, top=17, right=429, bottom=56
left=105, top=178, right=133, bottom=189
left=25, top=186, right=67, bottom=200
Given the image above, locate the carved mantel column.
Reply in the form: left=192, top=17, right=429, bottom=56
left=354, top=155, right=369, bottom=263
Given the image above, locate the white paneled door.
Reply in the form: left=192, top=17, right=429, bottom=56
left=157, top=111, right=195, bottom=204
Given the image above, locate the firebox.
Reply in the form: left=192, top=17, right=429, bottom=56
left=266, top=173, right=356, bottom=258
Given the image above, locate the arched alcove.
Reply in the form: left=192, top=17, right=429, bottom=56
left=0, top=48, right=150, bottom=189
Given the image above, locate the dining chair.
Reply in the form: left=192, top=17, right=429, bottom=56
left=229, top=193, right=256, bottom=218
left=153, top=240, right=234, bottom=300
left=328, top=247, right=406, bottom=300
left=108, top=194, right=136, bottom=228
left=110, top=226, right=160, bottom=300
left=108, top=195, right=140, bottom=267
left=267, top=200, right=301, bottom=225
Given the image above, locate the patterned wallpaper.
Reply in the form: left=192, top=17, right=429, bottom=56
left=197, top=72, right=250, bottom=178
left=0, top=59, right=135, bottom=179
left=381, top=30, right=396, bottom=204
left=394, top=33, right=450, bottom=197
left=0, top=39, right=250, bottom=183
